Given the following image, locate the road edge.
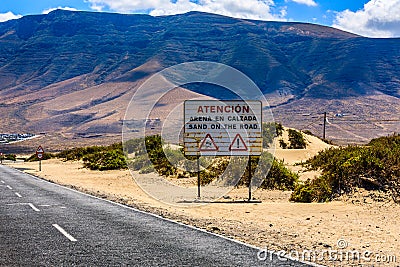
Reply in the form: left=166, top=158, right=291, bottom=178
left=6, top=164, right=325, bottom=267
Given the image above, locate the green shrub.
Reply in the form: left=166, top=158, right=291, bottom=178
left=230, top=153, right=298, bottom=191
left=129, top=155, right=152, bottom=171
left=288, top=129, right=307, bottom=149
left=290, top=176, right=333, bottom=203
left=0, top=154, right=16, bottom=161
left=279, top=139, right=288, bottom=149
left=83, top=149, right=127, bottom=171
left=303, top=130, right=314, bottom=136
left=164, top=146, right=186, bottom=166
left=25, top=152, right=54, bottom=162
left=124, top=138, right=146, bottom=156
left=262, top=122, right=283, bottom=148
left=261, top=159, right=299, bottom=190
left=298, top=134, right=400, bottom=202
left=57, top=144, right=119, bottom=161
left=275, top=123, right=284, bottom=137
left=58, top=143, right=127, bottom=171
left=5, top=154, right=16, bottom=161
left=139, top=165, right=155, bottom=174
left=144, top=135, right=177, bottom=176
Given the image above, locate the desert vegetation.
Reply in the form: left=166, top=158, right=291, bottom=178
left=26, top=152, right=55, bottom=162
left=124, top=134, right=298, bottom=189
left=56, top=143, right=127, bottom=171
left=278, top=128, right=307, bottom=149
left=35, top=127, right=298, bottom=191
left=262, top=122, right=283, bottom=147
left=291, top=134, right=400, bottom=203
left=23, top=127, right=399, bottom=204
left=0, top=154, right=17, bottom=162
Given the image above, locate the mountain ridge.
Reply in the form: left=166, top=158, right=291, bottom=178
left=0, top=10, right=398, bottom=147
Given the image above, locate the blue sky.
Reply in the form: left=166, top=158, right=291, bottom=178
left=1, top=0, right=400, bottom=38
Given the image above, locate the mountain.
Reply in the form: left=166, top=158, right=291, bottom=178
left=0, top=10, right=399, bottom=149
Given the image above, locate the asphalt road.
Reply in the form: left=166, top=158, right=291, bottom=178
left=0, top=164, right=314, bottom=267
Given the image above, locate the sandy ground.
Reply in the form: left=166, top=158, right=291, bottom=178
left=5, top=156, right=399, bottom=267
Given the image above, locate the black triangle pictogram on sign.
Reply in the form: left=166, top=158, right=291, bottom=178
left=199, top=134, right=219, bottom=151
left=229, top=134, right=248, bottom=151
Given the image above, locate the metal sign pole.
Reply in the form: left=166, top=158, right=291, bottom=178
left=197, top=156, right=201, bottom=198
left=323, top=112, right=327, bottom=140
left=39, top=159, right=41, bottom=172
left=197, top=139, right=201, bottom=199
left=248, top=156, right=252, bottom=201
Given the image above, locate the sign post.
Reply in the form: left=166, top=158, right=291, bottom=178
left=248, top=155, right=252, bottom=201
left=184, top=100, right=262, bottom=201
left=36, top=146, right=44, bottom=171
left=197, top=139, right=201, bottom=198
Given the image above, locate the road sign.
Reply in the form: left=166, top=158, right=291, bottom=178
left=184, top=100, right=262, bottom=156
left=36, top=145, right=44, bottom=171
left=36, top=146, right=44, bottom=159
left=229, top=134, right=248, bottom=151
left=199, top=134, right=219, bottom=152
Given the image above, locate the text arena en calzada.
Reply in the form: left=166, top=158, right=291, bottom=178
left=184, top=100, right=262, bottom=156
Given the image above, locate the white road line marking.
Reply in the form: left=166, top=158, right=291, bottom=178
left=6, top=185, right=12, bottom=190
left=28, top=203, right=40, bottom=212
left=1, top=180, right=5, bottom=183
left=52, top=224, right=77, bottom=242
left=15, top=192, right=22, bottom=198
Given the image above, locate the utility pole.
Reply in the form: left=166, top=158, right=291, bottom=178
left=323, top=112, right=327, bottom=140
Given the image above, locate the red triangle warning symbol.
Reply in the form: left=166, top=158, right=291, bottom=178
left=229, top=134, right=248, bottom=151
left=199, top=134, right=219, bottom=151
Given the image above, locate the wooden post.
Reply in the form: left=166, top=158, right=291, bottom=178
left=323, top=112, right=327, bottom=140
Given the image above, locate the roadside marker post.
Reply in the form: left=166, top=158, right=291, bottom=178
left=36, top=146, right=44, bottom=171
left=184, top=100, right=262, bottom=201
left=0, top=152, right=3, bottom=164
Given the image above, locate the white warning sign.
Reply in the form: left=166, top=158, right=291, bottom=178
left=184, top=100, right=262, bottom=156
left=199, top=134, right=219, bottom=152
left=229, top=134, right=248, bottom=151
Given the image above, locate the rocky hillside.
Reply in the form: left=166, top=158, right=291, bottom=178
left=0, top=10, right=398, bottom=145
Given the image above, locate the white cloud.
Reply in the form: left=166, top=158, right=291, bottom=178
left=290, top=0, right=317, bottom=7
left=333, top=0, right=400, bottom=38
left=86, top=0, right=286, bottom=21
left=0, top=11, right=22, bottom=22
left=42, top=6, right=79, bottom=15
